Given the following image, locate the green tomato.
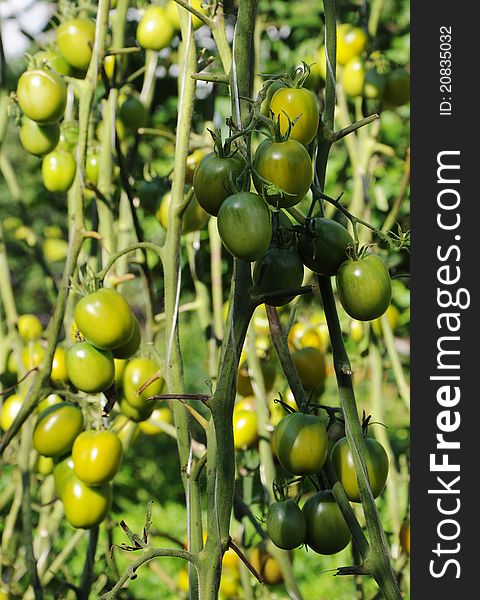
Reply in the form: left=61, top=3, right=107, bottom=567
left=267, top=500, right=306, bottom=550
left=260, top=80, right=287, bottom=116
left=136, top=6, right=175, bottom=51
left=217, top=192, right=272, bottom=262
left=17, top=314, right=42, bottom=340
left=19, top=118, right=60, bottom=156
left=118, top=95, right=148, bottom=134
left=384, top=68, right=410, bottom=107
left=53, top=454, right=75, bottom=500
left=1, top=394, right=23, bottom=432
left=112, top=315, right=141, bottom=360
left=56, top=19, right=96, bottom=71
left=364, top=68, right=386, bottom=100
left=16, top=69, right=67, bottom=124
left=72, top=430, right=123, bottom=485
left=34, top=49, right=72, bottom=76
left=74, top=288, right=135, bottom=351
left=336, top=254, right=392, bottom=321
left=269, top=87, right=319, bottom=145
left=156, top=192, right=209, bottom=234
left=65, top=342, right=115, bottom=393
left=119, top=397, right=154, bottom=422
left=253, top=245, right=304, bottom=306
left=51, top=346, right=68, bottom=384
left=291, top=346, right=326, bottom=391
left=273, top=412, right=328, bottom=475
left=342, top=57, right=366, bottom=97
left=193, top=153, right=245, bottom=216
left=302, top=490, right=351, bottom=554
left=297, top=217, right=353, bottom=276
left=33, top=402, right=84, bottom=457
left=123, top=358, right=164, bottom=409
left=63, top=476, right=112, bottom=529
left=253, top=139, right=313, bottom=208
left=42, top=150, right=76, bottom=192
left=331, top=436, right=389, bottom=502
left=85, top=153, right=100, bottom=186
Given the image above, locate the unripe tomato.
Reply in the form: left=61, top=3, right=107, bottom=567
left=253, top=246, right=304, bottom=306
left=119, top=397, right=154, bottom=422
left=384, top=69, right=410, bottom=107
left=44, top=238, right=69, bottom=263
left=63, top=476, right=112, bottom=529
left=156, top=192, right=209, bottom=234
left=51, top=346, right=68, bottom=384
left=17, top=314, right=42, bottom=340
left=42, top=150, right=76, bottom=192
left=235, top=396, right=256, bottom=412
left=250, top=546, right=283, bottom=585
left=237, top=359, right=276, bottom=397
left=118, top=95, right=148, bottom=134
left=336, top=254, right=392, bottom=321
left=103, top=54, right=116, bottom=80
left=112, top=315, right=141, bottom=360
left=85, top=153, right=99, bottom=186
left=267, top=500, right=307, bottom=550
left=111, top=413, right=140, bottom=447
left=56, top=19, right=96, bottom=71
left=185, top=147, right=208, bottom=184
left=34, top=49, right=72, bottom=76
left=19, top=118, right=60, bottom=157
left=371, top=304, right=399, bottom=336
left=37, top=393, right=62, bottom=413
left=253, top=139, right=313, bottom=208
left=72, top=430, right=123, bottom=485
left=269, top=87, right=319, bottom=145
left=1, top=394, right=23, bottom=431
left=337, top=24, right=368, bottom=66
left=165, top=0, right=206, bottom=30
left=331, top=436, right=389, bottom=503
left=273, top=412, right=328, bottom=475
left=137, top=6, right=175, bottom=51
left=65, top=342, right=115, bottom=393
left=260, top=80, right=287, bottom=116
left=364, top=68, right=386, bottom=100
left=342, top=57, right=366, bottom=97
left=400, top=520, right=410, bottom=556
left=193, top=153, right=245, bottom=216
left=233, top=409, right=258, bottom=450
left=74, top=288, right=135, bottom=351
left=17, top=70, right=67, bottom=124
left=123, top=358, right=164, bottom=409
left=22, top=341, right=46, bottom=370
left=114, top=358, right=128, bottom=387
left=36, top=455, right=54, bottom=476
left=53, top=454, right=75, bottom=499
left=217, top=192, right=272, bottom=262
left=33, top=402, right=84, bottom=457
left=222, top=548, right=240, bottom=571
left=297, top=217, right=353, bottom=276
left=302, top=490, right=351, bottom=554
left=291, top=346, right=326, bottom=391
left=315, top=46, right=328, bottom=80
left=138, top=407, right=173, bottom=435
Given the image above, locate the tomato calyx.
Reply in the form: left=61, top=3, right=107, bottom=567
left=292, top=61, right=315, bottom=89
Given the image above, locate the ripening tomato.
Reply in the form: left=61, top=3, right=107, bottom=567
left=138, top=407, right=173, bottom=435
left=137, top=6, right=175, bottom=51
left=17, top=69, right=67, bottom=124
left=42, top=150, right=76, bottom=192
left=219, top=572, right=239, bottom=598
left=111, top=414, right=140, bottom=447
left=114, top=358, right=128, bottom=387
left=267, top=500, right=307, bottom=550
left=112, top=315, right=141, bottom=360
left=85, top=153, right=99, bottom=186
left=156, top=192, right=209, bottom=234
left=269, top=87, right=319, bottom=145
left=261, top=80, right=287, bottom=116
left=233, top=409, right=258, bottom=450
left=65, top=342, right=115, bottom=393
left=193, top=153, right=245, bottom=216
left=119, top=397, right=155, bottom=422
left=217, top=192, right=272, bottom=262
left=34, top=49, right=72, bottom=76
left=273, top=412, right=328, bottom=475
left=297, top=217, right=353, bottom=276
left=371, top=304, right=399, bottom=336
left=72, top=430, right=123, bottom=485
left=253, top=245, right=304, bottom=306
left=53, top=454, right=75, bottom=499
left=0, top=394, right=23, bottom=431
left=336, top=254, right=392, bottom=321
left=19, top=118, right=60, bottom=156
left=250, top=545, right=283, bottom=585
left=331, top=436, right=389, bottom=503
left=118, top=95, right=148, bottom=134
left=337, top=24, right=368, bottom=66
left=44, top=238, right=68, bottom=263
left=349, top=319, right=364, bottom=343
left=74, top=288, right=135, bottom=351
left=36, top=455, right=54, bottom=476
left=123, top=358, right=164, bottom=409
left=185, top=147, right=208, bottom=184
left=400, top=520, right=410, bottom=556
left=253, top=139, right=313, bottom=208
left=56, top=19, right=96, bottom=71
left=291, top=346, right=326, bottom=391
left=17, top=314, right=42, bottom=340
left=384, top=69, right=410, bottom=107
left=302, top=490, right=351, bottom=554
left=63, top=476, right=112, bottom=529
left=237, top=359, right=276, bottom=397
left=342, top=57, right=366, bottom=97
left=37, top=393, right=62, bottom=413
left=51, top=346, right=68, bottom=384
left=33, top=402, right=84, bottom=457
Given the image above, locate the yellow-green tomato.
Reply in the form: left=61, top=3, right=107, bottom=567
left=138, top=407, right=173, bottom=435
left=165, top=0, right=206, bottom=30
left=56, top=19, right=96, bottom=71
left=18, top=314, right=42, bottom=340
left=123, top=358, right=164, bottom=409
left=112, top=315, right=141, bottom=360
left=273, top=412, right=328, bottom=475
left=156, top=192, right=209, bottom=234
left=42, top=150, right=76, bottom=192
left=19, top=118, right=60, bottom=157
left=233, top=410, right=258, bottom=450
left=37, top=393, right=63, bottom=414
left=51, top=346, right=68, bottom=384
left=34, top=49, right=72, bottom=76
left=114, top=358, right=128, bottom=387
left=16, top=69, right=67, bottom=124
left=63, top=476, right=112, bottom=529
left=65, top=342, right=115, bottom=393
left=72, top=430, right=123, bottom=485
left=85, top=153, right=99, bottom=186
left=1, top=394, right=23, bottom=431
left=269, top=87, right=319, bottom=145
left=337, top=24, right=368, bottom=65
left=22, top=341, right=46, bottom=370
left=371, top=304, right=399, bottom=336
left=342, top=57, right=366, bottom=97
left=33, top=402, right=84, bottom=457
left=36, top=455, right=54, bottom=476
left=136, top=6, right=175, bottom=51
left=119, top=397, right=154, bottom=422
left=53, top=454, right=75, bottom=499
left=74, top=288, right=135, bottom=351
